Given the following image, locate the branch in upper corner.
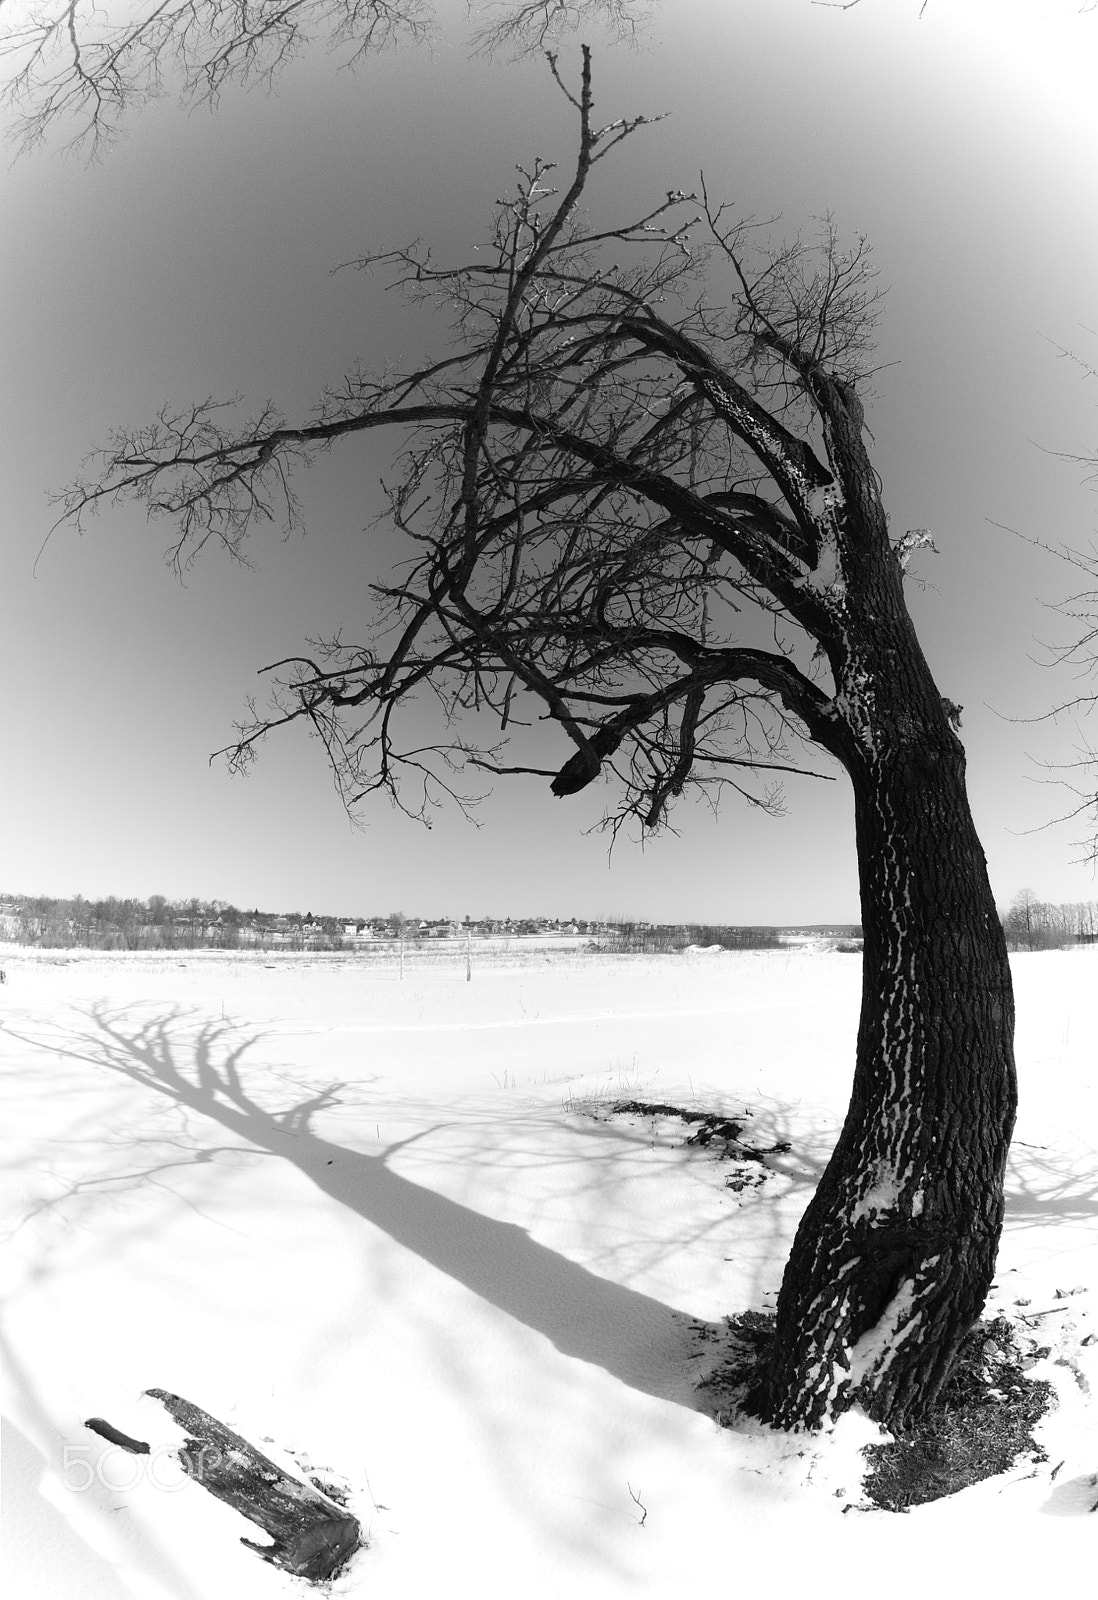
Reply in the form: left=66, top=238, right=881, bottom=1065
left=472, top=2, right=649, bottom=58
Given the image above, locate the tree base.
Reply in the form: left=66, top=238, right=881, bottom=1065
left=697, top=1310, right=1054, bottom=1508
left=859, top=1316, right=1053, bottom=1510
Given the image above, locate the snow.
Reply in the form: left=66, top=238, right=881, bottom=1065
left=850, top=1157, right=906, bottom=1222
left=2, top=945, right=1095, bottom=1598
left=794, top=495, right=845, bottom=601
left=832, top=663, right=880, bottom=757
left=846, top=1269, right=928, bottom=1387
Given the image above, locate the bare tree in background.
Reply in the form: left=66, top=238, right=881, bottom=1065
left=997, top=332, right=1098, bottom=862
left=999, top=889, right=1097, bottom=950
left=48, top=52, right=1016, bottom=1432
left=0, top=0, right=646, bottom=153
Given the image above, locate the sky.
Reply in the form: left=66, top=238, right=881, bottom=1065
left=3, top=0, right=1098, bottom=924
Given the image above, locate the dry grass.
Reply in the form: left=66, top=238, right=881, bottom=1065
left=860, top=1315, right=1053, bottom=1510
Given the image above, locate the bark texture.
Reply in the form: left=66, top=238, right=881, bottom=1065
left=747, top=385, right=1018, bottom=1433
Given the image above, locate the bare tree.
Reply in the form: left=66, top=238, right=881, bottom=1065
left=50, top=52, right=1016, bottom=1432
left=1001, top=890, right=1097, bottom=950
left=0, top=0, right=645, bottom=154
left=997, top=334, right=1098, bottom=859
left=1002, top=887, right=1042, bottom=951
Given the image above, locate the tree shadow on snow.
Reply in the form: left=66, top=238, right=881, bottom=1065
left=555, top=1093, right=834, bottom=1310
left=5, top=1003, right=713, bottom=1411
left=1004, top=1137, right=1098, bottom=1227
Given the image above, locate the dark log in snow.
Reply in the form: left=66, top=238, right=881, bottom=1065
left=85, top=1417, right=150, bottom=1454
left=85, top=1391, right=361, bottom=1582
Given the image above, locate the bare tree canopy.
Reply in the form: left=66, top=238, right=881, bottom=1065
left=0, top=0, right=646, bottom=152
left=55, top=49, right=883, bottom=835
left=50, top=50, right=1018, bottom=1433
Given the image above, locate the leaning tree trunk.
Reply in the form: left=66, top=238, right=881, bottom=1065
left=749, top=524, right=1017, bottom=1434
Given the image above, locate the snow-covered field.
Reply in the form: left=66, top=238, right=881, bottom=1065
left=2, top=945, right=1094, bottom=1598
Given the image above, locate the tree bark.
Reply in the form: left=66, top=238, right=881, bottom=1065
left=748, top=520, right=1017, bottom=1433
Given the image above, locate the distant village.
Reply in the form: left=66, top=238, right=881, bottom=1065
left=0, top=894, right=593, bottom=950
left=6, top=887, right=1097, bottom=956
left=0, top=892, right=818, bottom=954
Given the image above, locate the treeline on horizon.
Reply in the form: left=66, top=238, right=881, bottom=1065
left=0, top=892, right=790, bottom=954
left=5, top=887, right=1093, bottom=956
left=1000, top=889, right=1098, bottom=951
left=1, top=892, right=347, bottom=950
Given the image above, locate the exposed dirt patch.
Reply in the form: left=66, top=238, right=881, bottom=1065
left=604, top=1100, right=791, bottom=1190
left=860, top=1315, right=1054, bottom=1510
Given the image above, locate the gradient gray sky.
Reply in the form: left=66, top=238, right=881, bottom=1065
left=3, top=0, right=1098, bottom=922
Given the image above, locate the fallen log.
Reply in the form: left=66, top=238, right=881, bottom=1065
left=85, top=1390, right=361, bottom=1582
